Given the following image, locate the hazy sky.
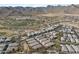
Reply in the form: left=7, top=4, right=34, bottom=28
left=0, top=0, right=79, bottom=7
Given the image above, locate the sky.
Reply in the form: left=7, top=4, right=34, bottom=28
left=0, top=0, right=79, bottom=7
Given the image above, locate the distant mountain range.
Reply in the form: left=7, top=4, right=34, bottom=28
left=0, top=4, right=79, bottom=16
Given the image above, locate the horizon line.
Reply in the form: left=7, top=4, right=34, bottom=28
left=0, top=4, right=76, bottom=7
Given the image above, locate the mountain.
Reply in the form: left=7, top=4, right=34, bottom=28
left=64, top=4, right=79, bottom=14
left=0, top=4, right=79, bottom=17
